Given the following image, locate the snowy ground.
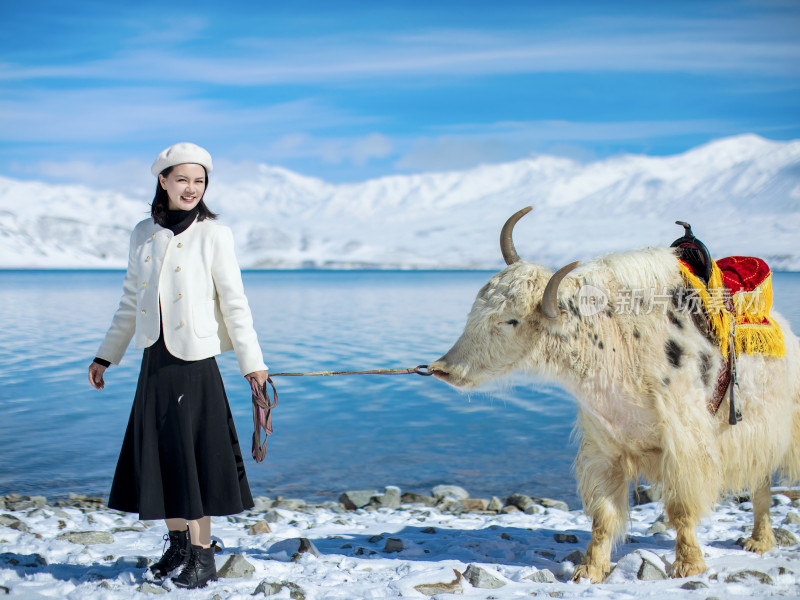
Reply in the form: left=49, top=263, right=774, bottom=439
left=2, top=487, right=800, bottom=599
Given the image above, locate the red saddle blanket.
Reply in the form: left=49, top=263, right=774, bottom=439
left=717, top=256, right=772, bottom=296
left=678, top=254, right=785, bottom=358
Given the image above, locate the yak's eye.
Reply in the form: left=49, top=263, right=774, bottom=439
left=506, top=319, right=520, bottom=327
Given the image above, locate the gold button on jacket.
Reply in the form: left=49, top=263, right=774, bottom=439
left=95, top=218, right=267, bottom=377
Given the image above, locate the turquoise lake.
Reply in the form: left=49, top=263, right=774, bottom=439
left=1, top=270, right=799, bottom=508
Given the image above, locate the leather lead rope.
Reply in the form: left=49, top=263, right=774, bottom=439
left=250, top=377, right=277, bottom=463
left=270, top=365, right=433, bottom=377
left=249, top=365, right=432, bottom=462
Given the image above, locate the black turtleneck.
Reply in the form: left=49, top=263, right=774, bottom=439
left=164, top=206, right=199, bottom=235
left=93, top=206, right=199, bottom=368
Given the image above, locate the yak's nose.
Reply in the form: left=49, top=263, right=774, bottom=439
left=428, top=358, right=451, bottom=381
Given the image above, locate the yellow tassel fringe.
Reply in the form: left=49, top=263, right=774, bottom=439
left=678, top=260, right=785, bottom=359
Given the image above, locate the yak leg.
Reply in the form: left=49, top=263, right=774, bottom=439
left=667, top=500, right=706, bottom=578
left=744, top=478, right=776, bottom=554
left=572, top=458, right=628, bottom=583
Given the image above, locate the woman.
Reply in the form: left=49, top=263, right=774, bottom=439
left=88, top=142, right=267, bottom=589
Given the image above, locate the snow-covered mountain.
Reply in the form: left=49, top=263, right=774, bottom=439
left=1, top=134, right=799, bottom=270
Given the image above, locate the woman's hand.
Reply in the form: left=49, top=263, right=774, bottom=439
left=89, top=362, right=107, bottom=390
left=245, top=370, right=268, bottom=389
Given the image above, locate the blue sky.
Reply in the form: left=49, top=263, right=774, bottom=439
left=1, top=0, right=798, bottom=187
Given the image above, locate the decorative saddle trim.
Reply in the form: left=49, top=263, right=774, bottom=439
left=678, top=257, right=785, bottom=360
left=671, top=221, right=785, bottom=425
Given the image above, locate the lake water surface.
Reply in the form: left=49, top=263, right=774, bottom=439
left=1, top=270, right=799, bottom=508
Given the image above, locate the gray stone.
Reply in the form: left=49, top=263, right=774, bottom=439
left=524, top=569, right=557, bottom=583
left=774, top=527, right=799, bottom=546
left=112, top=525, right=147, bottom=533
left=553, top=533, right=579, bottom=544
left=637, top=558, right=667, bottom=581
left=422, top=527, right=436, bottom=534
left=438, top=499, right=465, bottom=515
left=355, top=547, right=376, bottom=556
left=29, top=497, right=47, bottom=509
left=783, top=512, right=800, bottom=525
left=560, top=550, right=584, bottom=565
left=218, top=554, right=256, bottom=579
left=524, top=503, right=544, bottom=515
left=535, top=497, right=570, bottom=512
left=253, top=496, right=273, bottom=512
left=0, top=515, right=30, bottom=533
left=632, top=485, right=662, bottom=505
left=463, top=564, right=506, bottom=589
left=248, top=520, right=272, bottom=535
left=370, top=486, right=401, bottom=510
left=501, top=505, right=520, bottom=514
left=506, top=493, right=534, bottom=511
left=432, top=485, right=470, bottom=501
left=384, top=537, right=404, bottom=553
left=368, top=534, right=384, bottom=543
left=487, top=496, right=504, bottom=512
left=253, top=580, right=283, bottom=596
left=413, top=569, right=463, bottom=596
left=264, top=509, right=285, bottom=523
left=773, top=494, right=792, bottom=506
left=401, top=492, right=437, bottom=507
left=680, top=581, right=708, bottom=590
left=647, top=521, right=669, bottom=535
left=725, top=570, right=773, bottom=585
left=273, top=499, right=306, bottom=511
left=461, top=498, right=489, bottom=512
left=267, top=538, right=320, bottom=562
left=140, top=582, right=167, bottom=594
left=339, top=490, right=379, bottom=510
left=56, top=531, right=114, bottom=545
left=285, top=582, right=306, bottom=600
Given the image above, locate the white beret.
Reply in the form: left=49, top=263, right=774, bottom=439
left=151, top=142, right=213, bottom=176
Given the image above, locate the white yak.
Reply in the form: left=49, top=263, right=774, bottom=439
left=430, top=207, right=800, bottom=582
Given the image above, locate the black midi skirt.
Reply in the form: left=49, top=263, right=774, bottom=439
left=107, top=334, right=254, bottom=520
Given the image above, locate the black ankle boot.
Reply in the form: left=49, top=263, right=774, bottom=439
left=172, top=544, right=217, bottom=589
left=148, top=529, right=190, bottom=581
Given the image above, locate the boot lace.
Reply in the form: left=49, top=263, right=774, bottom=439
left=177, top=546, right=199, bottom=583
left=158, top=533, right=182, bottom=566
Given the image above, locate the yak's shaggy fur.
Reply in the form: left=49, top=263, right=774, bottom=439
left=431, top=246, right=800, bottom=582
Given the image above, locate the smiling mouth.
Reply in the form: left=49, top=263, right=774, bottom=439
left=180, top=196, right=197, bottom=202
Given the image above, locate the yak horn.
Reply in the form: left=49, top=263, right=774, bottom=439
left=541, top=261, right=582, bottom=320
left=500, top=206, right=533, bottom=265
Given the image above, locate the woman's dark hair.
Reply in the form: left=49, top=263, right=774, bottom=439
left=151, top=165, right=218, bottom=226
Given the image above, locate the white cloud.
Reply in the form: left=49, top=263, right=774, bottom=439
left=3, top=15, right=799, bottom=87
left=264, top=132, right=394, bottom=167
left=352, top=133, right=393, bottom=166
left=0, top=88, right=371, bottom=144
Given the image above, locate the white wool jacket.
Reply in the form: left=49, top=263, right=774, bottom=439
left=96, top=217, right=267, bottom=376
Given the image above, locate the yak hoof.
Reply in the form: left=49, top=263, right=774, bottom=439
left=669, top=558, right=707, bottom=578
left=571, top=563, right=608, bottom=584
left=743, top=536, right=775, bottom=555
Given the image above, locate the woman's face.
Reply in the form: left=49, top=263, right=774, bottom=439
left=159, top=163, right=207, bottom=211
